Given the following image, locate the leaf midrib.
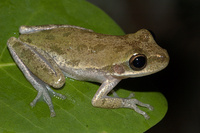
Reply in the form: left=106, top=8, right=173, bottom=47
left=0, top=63, right=15, bottom=68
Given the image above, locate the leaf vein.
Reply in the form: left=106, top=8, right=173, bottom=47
left=0, top=44, right=8, bottom=61
left=0, top=100, right=44, bottom=130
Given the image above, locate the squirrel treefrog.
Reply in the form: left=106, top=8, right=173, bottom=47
left=7, top=25, right=169, bottom=119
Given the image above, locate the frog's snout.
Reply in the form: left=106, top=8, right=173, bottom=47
left=157, top=49, right=170, bottom=69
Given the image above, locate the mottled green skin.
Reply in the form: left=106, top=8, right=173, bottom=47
left=19, top=27, right=169, bottom=78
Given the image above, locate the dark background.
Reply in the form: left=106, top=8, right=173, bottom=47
left=87, top=0, right=200, bottom=132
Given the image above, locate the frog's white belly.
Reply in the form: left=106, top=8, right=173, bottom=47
left=61, top=66, right=107, bottom=83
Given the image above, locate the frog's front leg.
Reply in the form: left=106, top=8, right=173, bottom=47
left=92, top=77, right=153, bottom=119
left=7, top=37, right=66, bottom=117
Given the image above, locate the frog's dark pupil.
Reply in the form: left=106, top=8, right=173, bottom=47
left=129, top=54, right=147, bottom=70
left=132, top=56, right=146, bottom=68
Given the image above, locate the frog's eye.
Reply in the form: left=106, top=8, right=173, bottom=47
left=129, top=54, right=147, bottom=71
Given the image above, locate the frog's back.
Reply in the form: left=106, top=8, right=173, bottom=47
left=19, top=27, right=133, bottom=69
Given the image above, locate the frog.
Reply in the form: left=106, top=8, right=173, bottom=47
left=7, top=25, right=169, bottom=119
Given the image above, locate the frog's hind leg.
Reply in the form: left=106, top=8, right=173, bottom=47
left=7, top=37, right=66, bottom=117
left=92, top=77, right=153, bottom=119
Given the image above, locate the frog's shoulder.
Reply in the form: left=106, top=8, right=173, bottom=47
left=19, top=25, right=93, bottom=34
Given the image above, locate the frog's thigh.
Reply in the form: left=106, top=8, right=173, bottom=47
left=8, top=37, right=65, bottom=88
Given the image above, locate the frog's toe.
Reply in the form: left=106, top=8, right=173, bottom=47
left=110, top=90, right=119, bottom=98
left=30, top=89, right=43, bottom=107
left=127, top=93, right=135, bottom=99
left=53, top=92, right=66, bottom=100
left=111, top=90, right=135, bottom=99
left=50, top=111, right=56, bottom=117
left=30, top=102, right=35, bottom=107
left=147, top=104, right=154, bottom=111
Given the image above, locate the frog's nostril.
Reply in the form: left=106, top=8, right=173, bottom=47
left=157, top=50, right=170, bottom=66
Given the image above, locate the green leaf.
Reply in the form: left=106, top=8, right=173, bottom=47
left=0, top=0, right=167, bottom=132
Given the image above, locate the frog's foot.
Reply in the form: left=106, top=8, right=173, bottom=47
left=30, top=85, right=66, bottom=117
left=122, top=99, right=153, bottom=119
left=111, top=90, right=152, bottom=119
